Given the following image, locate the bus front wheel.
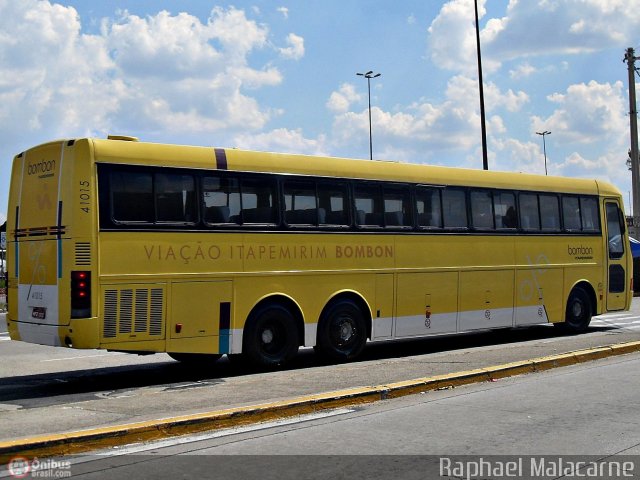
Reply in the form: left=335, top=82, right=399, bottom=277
left=243, top=303, right=299, bottom=368
left=556, top=287, right=592, bottom=334
left=315, top=299, right=367, bottom=362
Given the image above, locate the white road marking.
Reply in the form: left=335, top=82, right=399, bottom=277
left=41, top=352, right=126, bottom=362
left=597, top=313, right=636, bottom=320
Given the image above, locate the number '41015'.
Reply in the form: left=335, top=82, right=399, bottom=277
left=79, top=180, right=90, bottom=213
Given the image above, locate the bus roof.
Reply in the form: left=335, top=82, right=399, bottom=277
left=27, top=137, right=618, bottom=197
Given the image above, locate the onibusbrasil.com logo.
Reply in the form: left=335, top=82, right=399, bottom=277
left=7, top=456, right=71, bottom=478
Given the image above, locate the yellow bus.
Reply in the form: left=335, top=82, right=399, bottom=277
left=5, top=136, right=633, bottom=367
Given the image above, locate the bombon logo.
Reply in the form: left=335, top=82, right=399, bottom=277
left=27, top=159, right=56, bottom=177
left=568, top=245, right=593, bottom=257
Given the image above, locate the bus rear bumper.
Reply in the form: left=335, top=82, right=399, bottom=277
left=9, top=320, right=64, bottom=347
left=7, top=318, right=101, bottom=349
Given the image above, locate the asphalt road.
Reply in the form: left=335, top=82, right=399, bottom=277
left=29, top=352, right=640, bottom=479
left=1, top=301, right=640, bottom=443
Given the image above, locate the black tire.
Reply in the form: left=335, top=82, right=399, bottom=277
left=555, top=287, right=592, bottom=334
left=242, top=304, right=299, bottom=367
left=167, top=352, right=222, bottom=364
left=316, top=299, right=367, bottom=362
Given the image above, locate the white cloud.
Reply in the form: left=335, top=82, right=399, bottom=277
left=278, top=33, right=304, bottom=60
left=446, top=75, right=528, bottom=113
left=531, top=80, right=626, bottom=145
left=428, top=0, right=640, bottom=73
left=277, top=7, right=289, bottom=19
left=0, top=2, right=292, bottom=145
left=427, top=0, right=487, bottom=74
left=509, top=62, right=536, bottom=80
left=326, top=83, right=362, bottom=113
left=233, top=128, right=327, bottom=155
left=491, top=137, right=543, bottom=174
left=485, top=0, right=640, bottom=61
left=327, top=73, right=530, bottom=162
left=0, top=1, right=119, bottom=138
left=554, top=151, right=629, bottom=190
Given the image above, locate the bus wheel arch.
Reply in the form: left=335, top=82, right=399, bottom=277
left=242, top=295, right=303, bottom=368
left=556, top=282, right=595, bottom=334
left=315, top=291, right=371, bottom=362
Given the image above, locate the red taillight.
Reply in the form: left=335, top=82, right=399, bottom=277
left=71, top=271, right=91, bottom=318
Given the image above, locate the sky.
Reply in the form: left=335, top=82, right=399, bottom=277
left=1, top=0, right=639, bottom=225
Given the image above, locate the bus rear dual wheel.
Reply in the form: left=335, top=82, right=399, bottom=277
left=242, top=303, right=300, bottom=368
left=241, top=299, right=368, bottom=367
left=315, top=299, right=367, bottom=362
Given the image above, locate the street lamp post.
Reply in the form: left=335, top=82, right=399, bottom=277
left=536, top=130, right=551, bottom=175
left=357, top=70, right=381, bottom=160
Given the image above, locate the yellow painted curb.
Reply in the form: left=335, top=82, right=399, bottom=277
left=2, top=339, right=640, bottom=462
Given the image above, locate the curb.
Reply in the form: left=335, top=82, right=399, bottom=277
left=2, top=340, right=640, bottom=462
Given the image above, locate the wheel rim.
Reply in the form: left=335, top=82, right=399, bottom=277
left=259, top=321, right=286, bottom=357
left=330, top=314, right=357, bottom=349
left=571, top=300, right=584, bottom=319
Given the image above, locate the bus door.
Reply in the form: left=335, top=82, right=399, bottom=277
left=604, top=200, right=627, bottom=311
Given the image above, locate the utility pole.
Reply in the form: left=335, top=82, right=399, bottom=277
left=474, top=0, right=488, bottom=171
left=624, top=48, right=640, bottom=236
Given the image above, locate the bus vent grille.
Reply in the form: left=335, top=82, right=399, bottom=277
left=75, top=242, right=91, bottom=266
left=103, top=290, right=118, bottom=338
left=149, top=289, right=163, bottom=336
left=119, top=289, right=133, bottom=334
left=134, top=289, right=148, bottom=332
left=102, top=287, right=165, bottom=340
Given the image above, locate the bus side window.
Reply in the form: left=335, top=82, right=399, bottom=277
left=383, top=186, right=411, bottom=228
left=416, top=187, right=442, bottom=229
left=240, top=177, right=278, bottom=224
left=494, top=192, right=516, bottom=229
left=110, top=171, right=154, bottom=223
left=539, top=194, right=561, bottom=232
left=519, top=193, right=540, bottom=231
left=580, top=196, right=600, bottom=232
left=318, top=182, right=349, bottom=226
left=155, top=173, right=197, bottom=224
left=442, top=189, right=467, bottom=229
left=562, top=196, right=582, bottom=231
left=354, top=184, right=383, bottom=227
left=203, top=175, right=240, bottom=225
left=284, top=180, right=318, bottom=225
left=470, top=190, right=494, bottom=230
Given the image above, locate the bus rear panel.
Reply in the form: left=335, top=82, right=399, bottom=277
left=7, top=139, right=98, bottom=349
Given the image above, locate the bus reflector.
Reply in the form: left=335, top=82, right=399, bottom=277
left=71, top=271, right=91, bottom=318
